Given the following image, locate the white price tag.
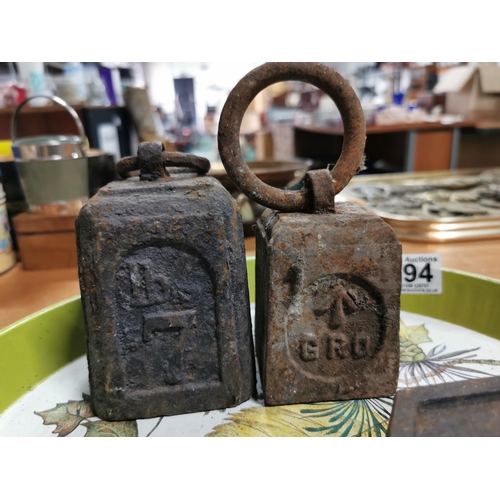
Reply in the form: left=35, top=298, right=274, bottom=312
left=401, top=254, right=442, bottom=294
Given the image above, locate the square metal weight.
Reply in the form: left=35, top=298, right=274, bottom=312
left=388, top=376, right=500, bottom=437
left=76, top=175, right=255, bottom=421
left=255, top=202, right=402, bottom=406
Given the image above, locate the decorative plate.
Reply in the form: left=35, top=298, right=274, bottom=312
left=1, top=260, right=500, bottom=437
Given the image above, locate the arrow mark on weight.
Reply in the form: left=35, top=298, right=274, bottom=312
left=313, top=284, right=358, bottom=329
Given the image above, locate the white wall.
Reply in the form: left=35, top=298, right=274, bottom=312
left=142, top=62, right=263, bottom=132
left=323, top=62, right=374, bottom=75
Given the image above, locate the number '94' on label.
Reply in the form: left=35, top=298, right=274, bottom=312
left=401, top=254, right=442, bottom=294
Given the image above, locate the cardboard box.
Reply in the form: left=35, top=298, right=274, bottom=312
left=13, top=213, right=77, bottom=270
left=433, top=64, right=500, bottom=120
left=255, top=130, right=274, bottom=160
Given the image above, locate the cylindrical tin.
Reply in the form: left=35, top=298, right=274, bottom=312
left=11, top=96, right=88, bottom=215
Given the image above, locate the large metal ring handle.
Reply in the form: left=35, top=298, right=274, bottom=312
left=11, top=95, right=87, bottom=156
left=218, top=62, right=366, bottom=212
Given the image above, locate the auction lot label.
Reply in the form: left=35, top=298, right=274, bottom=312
left=401, top=254, right=442, bottom=294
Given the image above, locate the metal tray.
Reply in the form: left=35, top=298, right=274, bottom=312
left=340, top=168, right=500, bottom=242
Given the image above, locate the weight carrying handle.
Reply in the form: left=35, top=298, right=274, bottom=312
left=116, top=141, right=211, bottom=181
left=11, top=95, right=87, bottom=156
left=217, top=62, right=366, bottom=213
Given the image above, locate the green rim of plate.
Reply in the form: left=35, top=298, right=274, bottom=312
left=0, top=296, right=86, bottom=414
left=402, top=266, right=500, bottom=341
left=1, top=258, right=499, bottom=415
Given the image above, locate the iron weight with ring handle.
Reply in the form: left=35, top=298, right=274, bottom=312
left=218, top=63, right=402, bottom=407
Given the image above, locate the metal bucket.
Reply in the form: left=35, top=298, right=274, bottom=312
left=11, top=95, right=88, bottom=215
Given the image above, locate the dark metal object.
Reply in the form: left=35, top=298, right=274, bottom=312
left=88, top=152, right=117, bottom=197
left=218, top=62, right=401, bottom=406
left=116, top=147, right=211, bottom=180
left=76, top=141, right=255, bottom=421
left=388, top=377, right=500, bottom=437
left=255, top=204, right=401, bottom=405
left=218, top=62, right=366, bottom=213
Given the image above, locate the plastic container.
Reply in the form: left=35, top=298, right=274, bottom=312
left=0, top=141, right=12, bottom=159
left=15, top=63, right=49, bottom=105
left=56, top=63, right=88, bottom=104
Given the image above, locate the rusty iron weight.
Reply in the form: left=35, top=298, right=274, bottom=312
left=252, top=205, right=402, bottom=405
left=76, top=141, right=255, bottom=421
left=388, top=376, right=500, bottom=437
left=218, top=62, right=401, bottom=406
left=218, top=62, right=366, bottom=213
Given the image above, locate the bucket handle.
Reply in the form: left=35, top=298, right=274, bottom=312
left=11, top=95, right=87, bottom=156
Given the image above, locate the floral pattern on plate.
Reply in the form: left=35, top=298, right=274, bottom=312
left=2, top=311, right=500, bottom=437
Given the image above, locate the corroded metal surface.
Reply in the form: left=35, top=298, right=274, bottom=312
left=218, top=62, right=366, bottom=213
left=116, top=145, right=211, bottom=179
left=388, top=376, right=500, bottom=437
left=76, top=143, right=254, bottom=421
left=304, top=169, right=336, bottom=213
left=218, top=62, right=401, bottom=406
left=255, top=203, right=402, bottom=405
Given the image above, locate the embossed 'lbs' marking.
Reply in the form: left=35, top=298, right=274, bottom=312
left=129, top=259, right=169, bottom=307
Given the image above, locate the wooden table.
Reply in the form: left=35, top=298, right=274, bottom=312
left=294, top=121, right=477, bottom=173
left=1, top=237, right=499, bottom=331
left=0, top=264, right=80, bottom=330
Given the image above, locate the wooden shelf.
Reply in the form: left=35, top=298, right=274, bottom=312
left=295, top=120, right=484, bottom=172
left=474, top=120, right=500, bottom=130
left=295, top=120, right=476, bottom=136
left=0, top=103, right=125, bottom=141
left=0, top=104, right=120, bottom=115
